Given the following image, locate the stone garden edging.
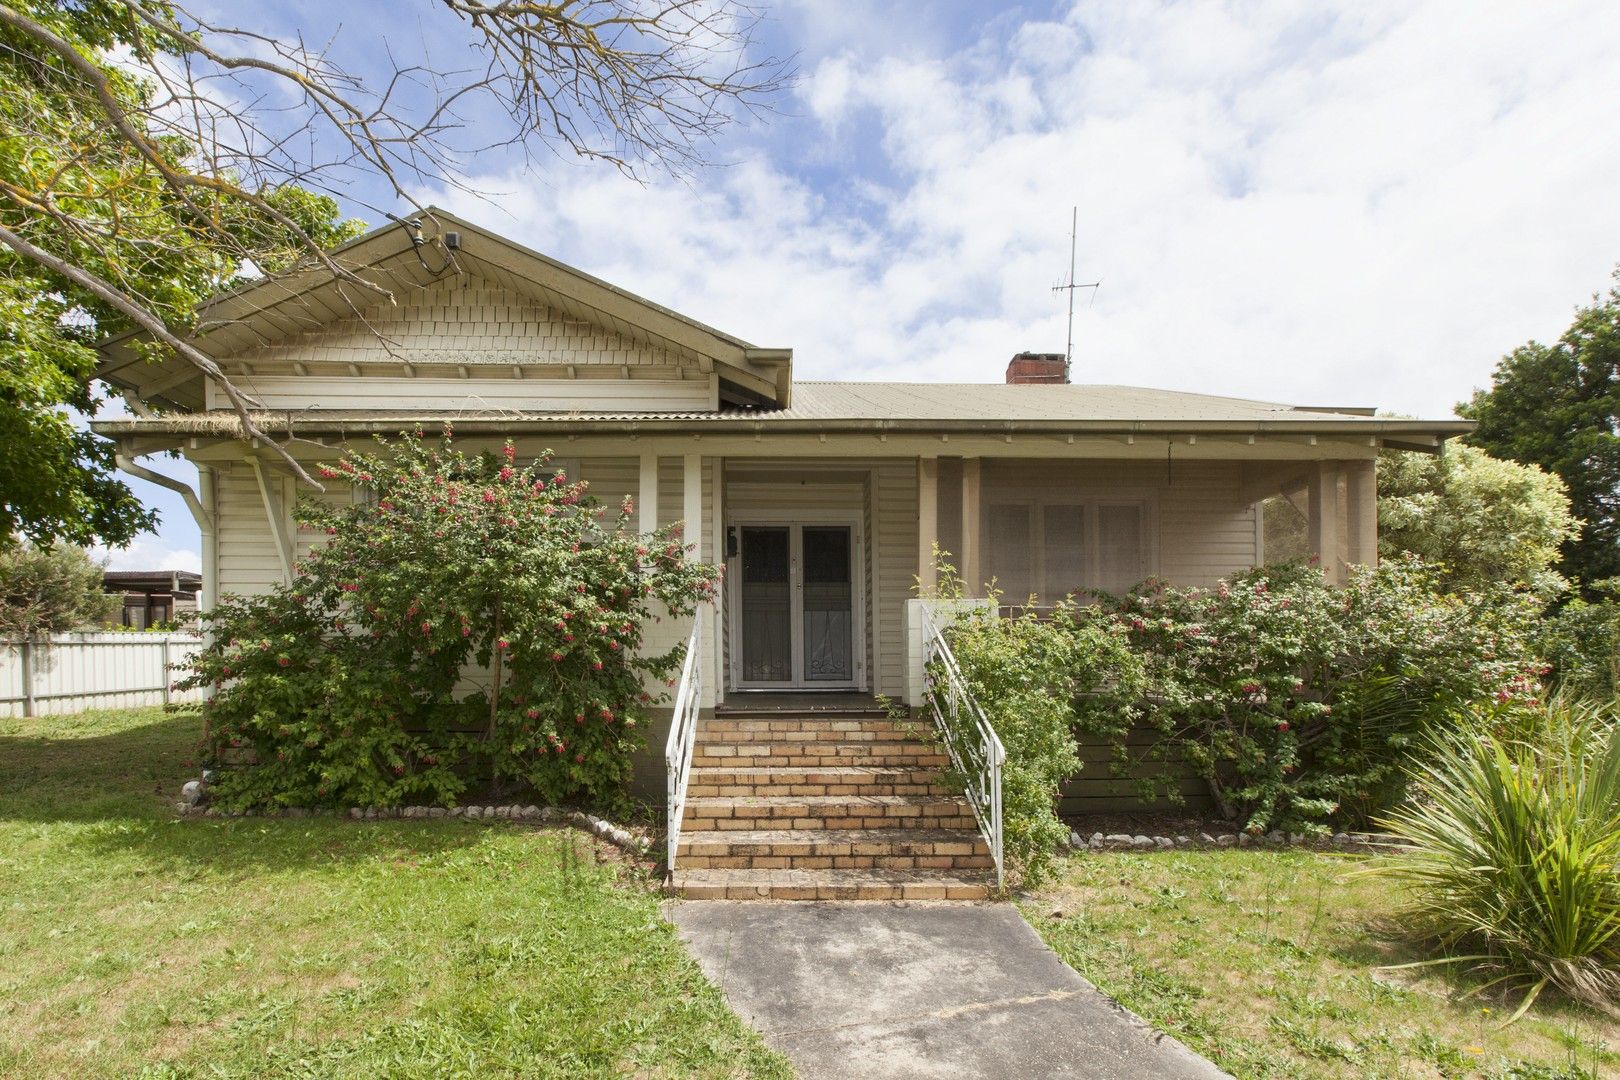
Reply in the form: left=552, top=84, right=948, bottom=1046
left=1067, top=827, right=1397, bottom=853
left=176, top=792, right=653, bottom=857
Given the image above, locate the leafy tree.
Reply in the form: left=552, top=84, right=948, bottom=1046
left=1459, top=272, right=1620, bottom=590
left=1378, top=443, right=1577, bottom=601
left=0, top=2, right=364, bottom=546
left=0, top=0, right=786, bottom=489
left=180, top=433, right=718, bottom=811
left=0, top=544, right=118, bottom=636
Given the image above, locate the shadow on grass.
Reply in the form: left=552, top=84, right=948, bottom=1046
left=0, top=708, right=201, bottom=823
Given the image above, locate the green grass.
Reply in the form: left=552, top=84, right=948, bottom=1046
left=1024, top=849, right=1619, bottom=1080
left=0, top=707, right=792, bottom=1080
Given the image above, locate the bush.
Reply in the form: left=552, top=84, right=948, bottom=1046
left=179, top=432, right=717, bottom=812
left=0, top=542, right=118, bottom=635
left=1538, top=582, right=1620, bottom=699
left=1073, top=557, right=1543, bottom=835
left=1370, top=697, right=1620, bottom=1019
left=929, top=561, right=1142, bottom=885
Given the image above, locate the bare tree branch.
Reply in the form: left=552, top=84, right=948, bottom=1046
left=0, top=0, right=791, bottom=461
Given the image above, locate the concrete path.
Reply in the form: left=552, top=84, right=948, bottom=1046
left=668, top=901, right=1230, bottom=1080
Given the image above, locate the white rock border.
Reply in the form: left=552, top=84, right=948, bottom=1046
left=1065, top=827, right=1395, bottom=852
left=177, top=800, right=654, bottom=857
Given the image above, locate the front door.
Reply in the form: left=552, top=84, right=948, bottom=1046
left=734, top=523, right=859, bottom=689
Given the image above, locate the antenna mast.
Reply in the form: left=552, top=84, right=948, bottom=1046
left=1051, top=206, right=1100, bottom=380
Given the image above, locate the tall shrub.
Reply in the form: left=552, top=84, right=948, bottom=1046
left=929, top=561, right=1141, bottom=884
left=1370, top=698, right=1620, bottom=1019
left=1073, top=557, right=1542, bottom=834
left=0, top=543, right=118, bottom=635
left=179, top=433, right=718, bottom=811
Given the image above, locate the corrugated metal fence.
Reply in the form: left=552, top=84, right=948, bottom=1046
left=0, top=633, right=204, bottom=718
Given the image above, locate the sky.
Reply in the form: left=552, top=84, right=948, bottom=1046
left=95, top=0, right=1620, bottom=574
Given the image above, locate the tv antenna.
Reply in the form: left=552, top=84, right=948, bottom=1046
left=1050, top=206, right=1100, bottom=380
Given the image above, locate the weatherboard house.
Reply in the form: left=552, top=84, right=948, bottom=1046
left=96, top=210, right=1467, bottom=898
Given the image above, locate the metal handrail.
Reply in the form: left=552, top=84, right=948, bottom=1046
left=664, top=611, right=704, bottom=873
left=919, top=604, right=1006, bottom=888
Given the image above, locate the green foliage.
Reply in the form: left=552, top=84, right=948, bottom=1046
left=1074, top=558, right=1543, bottom=834
left=1538, top=589, right=1620, bottom=700
left=1460, top=271, right=1620, bottom=591
left=1371, top=697, right=1620, bottom=1019
left=0, top=1, right=363, bottom=546
left=1379, top=443, right=1578, bottom=601
left=0, top=543, right=118, bottom=635
left=928, top=557, right=1143, bottom=885
left=178, top=432, right=718, bottom=812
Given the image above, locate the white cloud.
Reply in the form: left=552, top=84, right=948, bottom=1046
left=425, top=0, right=1620, bottom=420
left=91, top=538, right=201, bottom=574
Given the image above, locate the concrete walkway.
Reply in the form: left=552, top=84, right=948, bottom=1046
left=668, top=901, right=1230, bottom=1080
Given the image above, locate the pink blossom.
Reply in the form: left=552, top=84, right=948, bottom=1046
left=551, top=651, right=564, bottom=661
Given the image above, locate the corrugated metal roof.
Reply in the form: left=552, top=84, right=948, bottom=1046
left=774, top=382, right=1377, bottom=422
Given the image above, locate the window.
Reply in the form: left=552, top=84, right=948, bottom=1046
left=986, top=497, right=1150, bottom=603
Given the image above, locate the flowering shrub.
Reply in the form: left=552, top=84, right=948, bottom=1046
left=1072, top=557, right=1543, bottom=835
left=177, top=432, right=718, bottom=811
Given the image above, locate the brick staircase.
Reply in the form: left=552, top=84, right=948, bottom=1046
left=668, top=710, right=995, bottom=900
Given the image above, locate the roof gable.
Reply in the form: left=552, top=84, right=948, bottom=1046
left=97, top=208, right=792, bottom=410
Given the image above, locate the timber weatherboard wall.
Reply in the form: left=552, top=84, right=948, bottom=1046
left=204, top=274, right=720, bottom=413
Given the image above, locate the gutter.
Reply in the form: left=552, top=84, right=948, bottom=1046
left=91, top=415, right=1475, bottom=441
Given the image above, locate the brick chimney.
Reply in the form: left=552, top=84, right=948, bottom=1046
left=1005, top=352, right=1068, bottom=385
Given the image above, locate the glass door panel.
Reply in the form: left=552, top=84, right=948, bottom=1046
left=801, top=526, right=853, bottom=682
left=739, top=526, right=792, bottom=683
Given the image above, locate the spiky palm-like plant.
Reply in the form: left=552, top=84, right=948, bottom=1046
left=1371, top=697, right=1620, bottom=1021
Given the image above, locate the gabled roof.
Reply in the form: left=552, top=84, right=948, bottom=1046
left=96, top=207, right=793, bottom=410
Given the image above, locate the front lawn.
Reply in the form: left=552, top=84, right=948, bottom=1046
left=1024, top=849, right=1618, bottom=1080
left=0, top=707, right=790, bottom=1079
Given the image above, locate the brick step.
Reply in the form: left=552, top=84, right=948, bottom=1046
left=670, top=867, right=992, bottom=901
left=677, top=828, right=993, bottom=870
left=692, top=741, right=949, bottom=769
left=698, top=726, right=920, bottom=745
left=701, top=717, right=916, bottom=737
left=683, top=794, right=977, bottom=831
left=686, top=765, right=951, bottom=799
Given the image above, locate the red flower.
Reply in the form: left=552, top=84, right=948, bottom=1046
left=497, top=638, right=509, bottom=650
left=551, top=651, right=564, bottom=661
left=1277, top=721, right=1290, bottom=732
left=277, top=657, right=290, bottom=668
left=526, top=708, right=539, bottom=720
left=592, top=660, right=604, bottom=670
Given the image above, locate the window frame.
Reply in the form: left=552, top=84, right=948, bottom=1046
left=983, top=489, right=1159, bottom=603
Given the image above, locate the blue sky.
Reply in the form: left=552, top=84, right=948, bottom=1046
left=99, top=0, right=1620, bottom=573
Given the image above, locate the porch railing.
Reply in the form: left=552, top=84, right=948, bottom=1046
left=919, top=604, right=1006, bottom=889
left=664, top=611, right=704, bottom=873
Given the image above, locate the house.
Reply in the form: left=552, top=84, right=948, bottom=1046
left=94, top=210, right=1467, bottom=896
left=102, top=569, right=202, bottom=629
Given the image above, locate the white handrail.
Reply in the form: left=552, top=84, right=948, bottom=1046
left=664, top=611, right=704, bottom=872
left=919, top=604, right=1006, bottom=888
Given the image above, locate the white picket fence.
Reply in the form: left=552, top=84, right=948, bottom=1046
left=0, top=633, right=204, bottom=718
